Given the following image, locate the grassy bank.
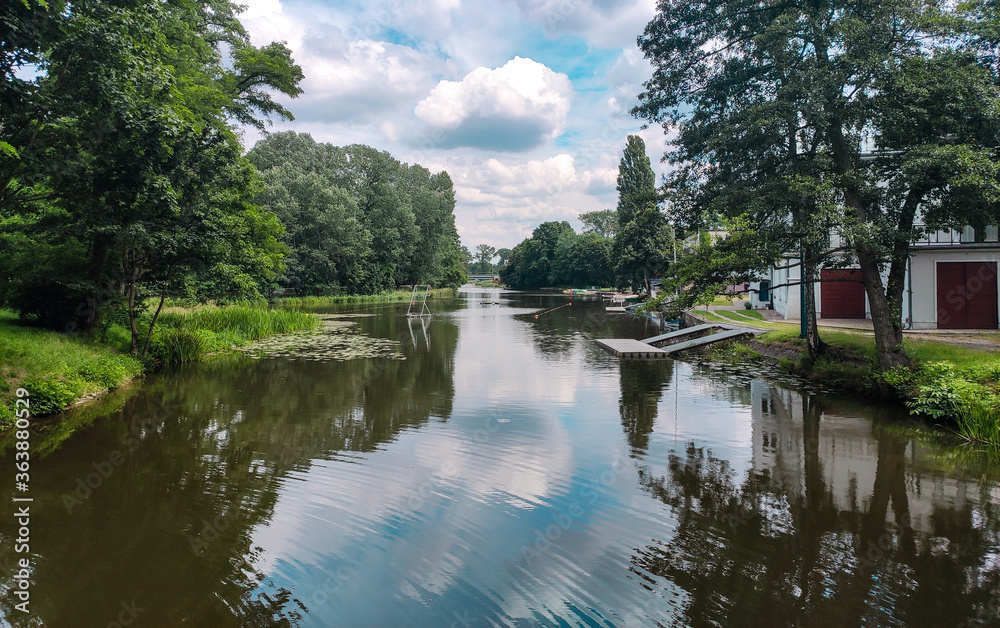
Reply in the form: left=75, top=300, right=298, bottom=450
left=0, top=305, right=318, bottom=425
left=703, top=325, right=1000, bottom=447
left=277, top=287, right=456, bottom=307
left=0, top=309, right=143, bottom=423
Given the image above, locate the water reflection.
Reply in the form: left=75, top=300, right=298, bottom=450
left=619, top=360, right=673, bottom=456
left=1, top=298, right=999, bottom=627
left=630, top=379, right=1000, bottom=627
left=0, top=314, right=460, bottom=625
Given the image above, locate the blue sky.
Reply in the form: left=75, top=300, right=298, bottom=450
left=239, top=0, right=670, bottom=249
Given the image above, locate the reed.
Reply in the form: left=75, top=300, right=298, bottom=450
left=148, top=306, right=318, bottom=364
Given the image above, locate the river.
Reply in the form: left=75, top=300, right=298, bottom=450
left=1, top=289, right=999, bottom=627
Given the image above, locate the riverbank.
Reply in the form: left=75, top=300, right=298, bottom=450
left=696, top=318, right=1000, bottom=447
left=277, top=287, right=456, bottom=307
left=0, top=305, right=318, bottom=425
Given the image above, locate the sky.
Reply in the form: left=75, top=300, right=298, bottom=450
left=237, top=0, right=671, bottom=250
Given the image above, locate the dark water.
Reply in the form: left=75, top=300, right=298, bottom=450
left=2, top=291, right=1000, bottom=627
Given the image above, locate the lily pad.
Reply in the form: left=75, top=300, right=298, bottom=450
left=237, top=316, right=405, bottom=362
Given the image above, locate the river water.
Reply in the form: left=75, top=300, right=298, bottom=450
left=2, top=290, right=1000, bottom=627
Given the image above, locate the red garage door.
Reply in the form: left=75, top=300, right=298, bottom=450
left=937, top=262, right=998, bottom=329
left=821, top=269, right=866, bottom=319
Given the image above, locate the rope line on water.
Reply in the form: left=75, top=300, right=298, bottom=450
left=534, top=302, right=572, bottom=319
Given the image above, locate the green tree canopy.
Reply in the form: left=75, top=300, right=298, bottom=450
left=634, top=0, right=1000, bottom=373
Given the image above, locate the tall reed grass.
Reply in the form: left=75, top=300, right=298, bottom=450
left=956, top=399, right=1000, bottom=448
left=147, top=305, right=318, bottom=364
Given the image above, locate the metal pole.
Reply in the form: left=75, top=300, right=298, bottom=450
left=799, top=250, right=807, bottom=338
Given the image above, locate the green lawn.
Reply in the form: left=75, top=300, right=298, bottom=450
left=715, top=309, right=766, bottom=323
left=0, top=309, right=143, bottom=421
left=0, top=304, right=320, bottom=423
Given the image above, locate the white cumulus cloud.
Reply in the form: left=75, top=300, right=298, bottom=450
left=415, top=57, right=572, bottom=151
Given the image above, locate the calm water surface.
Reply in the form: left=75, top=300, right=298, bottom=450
left=2, top=290, right=1000, bottom=627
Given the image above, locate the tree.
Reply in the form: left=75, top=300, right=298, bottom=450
left=635, top=0, right=1000, bottom=375
left=0, top=0, right=303, bottom=355
left=500, top=221, right=576, bottom=290
left=551, top=231, right=614, bottom=287
left=613, top=135, right=671, bottom=294
left=254, top=165, right=370, bottom=295
left=579, top=209, right=619, bottom=239
left=496, top=247, right=513, bottom=267
left=249, top=132, right=462, bottom=293
left=472, top=244, right=496, bottom=274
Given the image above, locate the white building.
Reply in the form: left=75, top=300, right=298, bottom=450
left=750, top=224, right=999, bottom=330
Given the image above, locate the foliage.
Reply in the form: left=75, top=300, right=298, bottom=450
left=247, top=132, right=464, bottom=293
left=0, top=0, right=304, bottom=357
left=471, top=244, right=497, bottom=275
left=633, top=0, right=1000, bottom=373
left=579, top=209, right=619, bottom=239
left=21, top=374, right=80, bottom=416
left=707, top=341, right=761, bottom=365
left=500, top=221, right=614, bottom=289
left=0, top=309, right=143, bottom=415
left=612, top=135, right=671, bottom=293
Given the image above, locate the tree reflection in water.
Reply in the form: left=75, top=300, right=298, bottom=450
left=0, top=315, right=460, bottom=626
left=623, top=377, right=1000, bottom=627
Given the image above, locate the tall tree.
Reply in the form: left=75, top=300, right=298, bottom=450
left=500, top=221, right=576, bottom=290
left=0, top=0, right=303, bottom=354
left=579, top=209, right=619, bottom=239
left=473, top=244, right=496, bottom=274
left=613, top=135, right=671, bottom=294
left=635, top=0, right=1000, bottom=374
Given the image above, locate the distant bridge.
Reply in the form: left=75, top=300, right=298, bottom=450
left=467, top=274, right=500, bottom=283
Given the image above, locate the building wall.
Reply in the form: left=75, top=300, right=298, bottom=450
left=908, top=247, right=1000, bottom=330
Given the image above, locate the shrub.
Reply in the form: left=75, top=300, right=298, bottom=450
left=743, top=301, right=753, bottom=310
left=78, top=354, right=142, bottom=388
left=710, top=341, right=760, bottom=364
left=149, top=327, right=211, bottom=364
left=0, top=403, right=12, bottom=427
left=21, top=374, right=81, bottom=415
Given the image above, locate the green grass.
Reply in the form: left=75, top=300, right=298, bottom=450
left=139, top=305, right=319, bottom=364
left=0, top=304, right=320, bottom=421
left=0, top=309, right=143, bottom=422
left=714, top=309, right=765, bottom=323
left=744, top=323, right=1000, bottom=446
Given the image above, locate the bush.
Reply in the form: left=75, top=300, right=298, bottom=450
left=21, top=374, right=81, bottom=415
left=956, top=398, right=1000, bottom=446
left=709, top=341, right=761, bottom=364
left=78, top=354, right=142, bottom=388
left=149, top=327, right=211, bottom=364
left=743, top=301, right=753, bottom=310
left=0, top=403, right=12, bottom=427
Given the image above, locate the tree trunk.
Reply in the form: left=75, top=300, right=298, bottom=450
left=84, top=234, right=112, bottom=334
left=802, top=254, right=826, bottom=360
left=825, top=124, right=909, bottom=377
left=884, top=188, right=924, bottom=343
left=141, top=293, right=166, bottom=360
left=128, top=282, right=139, bottom=357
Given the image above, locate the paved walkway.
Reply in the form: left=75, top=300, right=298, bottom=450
left=703, top=306, right=1000, bottom=350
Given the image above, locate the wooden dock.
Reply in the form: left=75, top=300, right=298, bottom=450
left=595, top=322, right=768, bottom=359
left=593, top=338, right=669, bottom=359
left=642, top=323, right=719, bottom=346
